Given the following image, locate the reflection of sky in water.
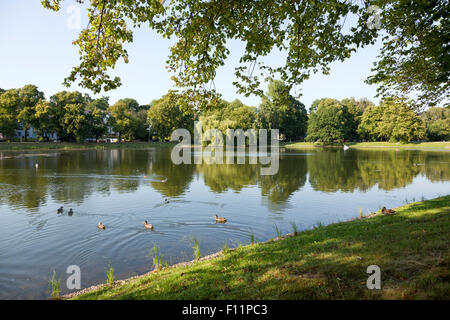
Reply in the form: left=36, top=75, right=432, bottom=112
left=0, top=148, right=448, bottom=299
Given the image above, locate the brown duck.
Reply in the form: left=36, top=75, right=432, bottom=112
left=143, top=220, right=154, bottom=230
left=214, top=214, right=227, bottom=223
left=381, top=207, right=396, bottom=215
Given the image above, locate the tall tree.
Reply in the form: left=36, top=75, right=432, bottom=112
left=17, top=85, right=45, bottom=141
left=34, top=99, right=58, bottom=140
left=306, top=98, right=351, bottom=144
left=48, top=91, right=91, bottom=141
left=358, top=98, right=426, bottom=142
left=62, top=102, right=90, bottom=142
left=200, top=99, right=256, bottom=135
left=341, top=97, right=375, bottom=141
left=358, top=105, right=385, bottom=141
left=256, top=80, right=307, bottom=141
left=147, top=92, right=193, bottom=140
left=108, top=98, right=147, bottom=141
left=107, top=100, right=134, bottom=141
left=42, top=1, right=449, bottom=107
left=421, top=107, right=450, bottom=141
left=381, top=99, right=426, bottom=142
left=86, top=97, right=109, bottom=140
left=309, top=99, right=323, bottom=114
left=0, top=89, right=20, bottom=139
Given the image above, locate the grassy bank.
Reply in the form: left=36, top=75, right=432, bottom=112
left=0, top=141, right=175, bottom=151
left=1, top=141, right=448, bottom=152
left=284, top=141, right=450, bottom=150
left=71, top=195, right=450, bottom=300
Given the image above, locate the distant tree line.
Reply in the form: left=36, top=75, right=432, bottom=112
left=0, top=85, right=149, bottom=142
left=306, top=97, right=449, bottom=143
left=0, top=81, right=448, bottom=143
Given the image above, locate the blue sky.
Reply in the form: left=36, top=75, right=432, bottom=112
left=0, top=0, right=382, bottom=109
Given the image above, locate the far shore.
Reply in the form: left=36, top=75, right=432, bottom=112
left=284, top=141, right=450, bottom=151
left=0, top=141, right=176, bottom=151
left=0, top=141, right=449, bottom=152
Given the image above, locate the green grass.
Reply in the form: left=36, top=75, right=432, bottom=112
left=290, top=222, right=298, bottom=236
left=191, top=237, right=201, bottom=261
left=281, top=142, right=319, bottom=148
left=0, top=141, right=176, bottom=151
left=72, top=196, right=450, bottom=300
left=284, top=141, right=450, bottom=151
left=49, top=270, right=60, bottom=299
left=3, top=141, right=447, bottom=152
left=106, top=263, right=116, bottom=286
left=149, top=244, right=168, bottom=272
left=250, top=231, right=256, bottom=245
left=274, top=224, right=282, bottom=238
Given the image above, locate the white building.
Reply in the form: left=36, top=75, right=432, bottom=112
left=13, top=124, right=58, bottom=141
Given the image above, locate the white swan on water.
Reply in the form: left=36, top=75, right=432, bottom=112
left=343, top=145, right=350, bottom=151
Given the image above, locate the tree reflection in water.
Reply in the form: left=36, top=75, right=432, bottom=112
left=0, top=148, right=448, bottom=211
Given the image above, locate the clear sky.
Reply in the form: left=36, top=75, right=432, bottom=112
left=0, top=0, right=383, bottom=109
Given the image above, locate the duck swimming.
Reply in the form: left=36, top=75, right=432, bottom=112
left=57, top=206, right=63, bottom=214
left=214, top=214, right=227, bottom=223
left=143, top=220, right=154, bottom=230
left=164, top=199, right=170, bottom=204
left=68, top=208, right=73, bottom=216
left=381, top=207, right=396, bottom=215
left=97, top=222, right=106, bottom=229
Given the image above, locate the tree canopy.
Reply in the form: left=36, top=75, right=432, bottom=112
left=256, top=80, right=307, bottom=140
left=0, top=89, right=21, bottom=139
left=200, top=99, right=257, bottom=135
left=421, top=107, right=450, bottom=141
left=0, top=82, right=446, bottom=144
left=108, top=98, right=148, bottom=141
left=41, top=0, right=449, bottom=108
left=358, top=98, right=426, bottom=142
left=147, top=91, right=194, bottom=140
left=306, top=98, right=351, bottom=144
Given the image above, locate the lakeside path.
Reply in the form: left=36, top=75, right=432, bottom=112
left=66, top=195, right=450, bottom=300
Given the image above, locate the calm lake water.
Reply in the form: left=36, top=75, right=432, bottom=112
left=0, top=147, right=449, bottom=299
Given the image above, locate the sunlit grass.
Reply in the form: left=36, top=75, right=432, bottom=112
left=284, top=141, right=450, bottom=150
